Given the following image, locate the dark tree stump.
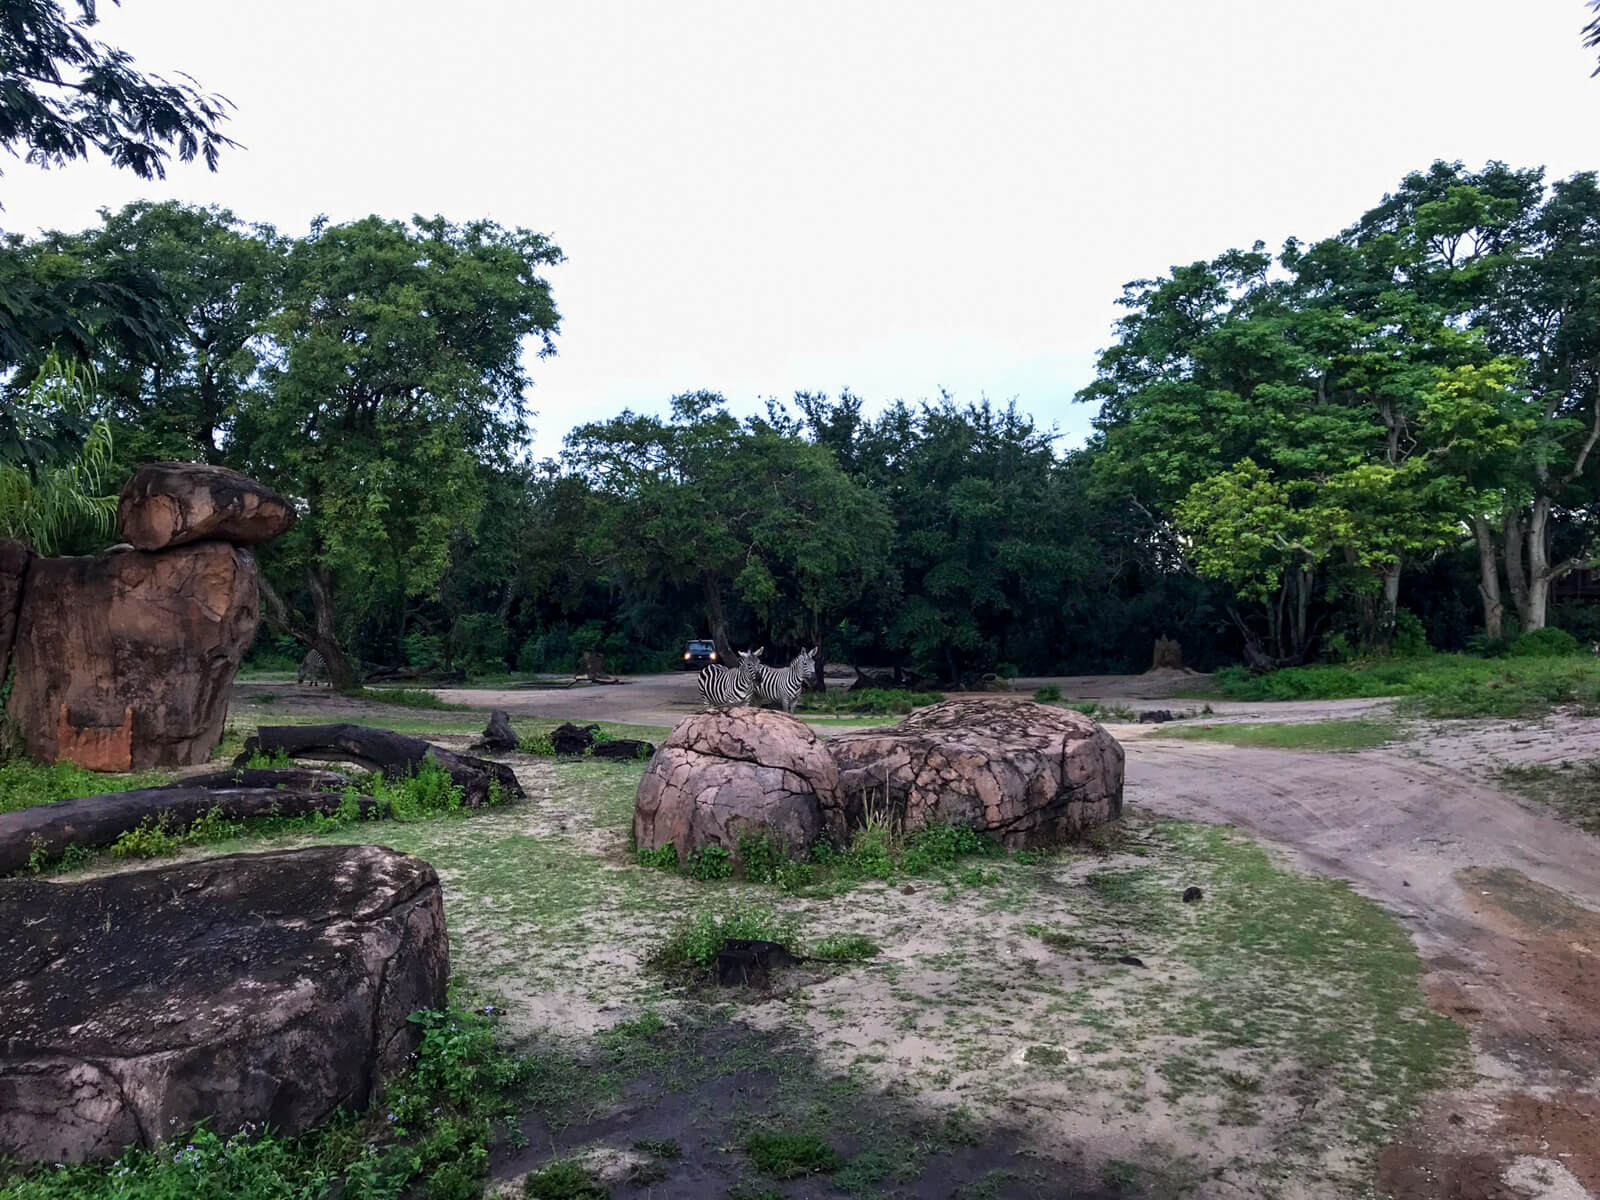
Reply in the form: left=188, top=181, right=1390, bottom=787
left=589, top=739, right=655, bottom=760
left=715, top=939, right=797, bottom=988
left=1151, top=637, right=1185, bottom=671
left=474, top=710, right=518, bottom=752
left=550, top=722, right=599, bottom=755
left=0, top=786, right=376, bottom=876
left=1138, top=710, right=1174, bottom=724
left=234, top=724, right=524, bottom=807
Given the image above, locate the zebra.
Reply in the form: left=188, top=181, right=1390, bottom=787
left=298, top=648, right=330, bottom=687
left=697, top=647, right=762, bottom=710
left=752, top=646, right=818, bottom=714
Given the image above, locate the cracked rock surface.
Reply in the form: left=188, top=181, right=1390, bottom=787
left=633, top=707, right=842, bottom=862
left=828, top=699, right=1124, bottom=847
left=0, top=844, right=448, bottom=1164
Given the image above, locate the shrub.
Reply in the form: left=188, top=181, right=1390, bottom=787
left=522, top=1160, right=607, bottom=1198
left=1033, top=684, right=1062, bottom=703
left=110, top=813, right=180, bottom=859
left=1393, top=609, right=1432, bottom=657
left=1507, top=627, right=1581, bottom=658
left=736, top=829, right=789, bottom=884
left=685, top=844, right=733, bottom=881
left=636, top=843, right=679, bottom=871
left=521, top=730, right=556, bottom=756
left=369, top=758, right=465, bottom=820
left=901, top=823, right=996, bottom=875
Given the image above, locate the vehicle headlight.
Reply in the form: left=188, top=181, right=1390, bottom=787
left=683, top=653, right=691, bottom=660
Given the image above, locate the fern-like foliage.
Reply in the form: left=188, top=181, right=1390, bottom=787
left=0, top=357, right=118, bottom=554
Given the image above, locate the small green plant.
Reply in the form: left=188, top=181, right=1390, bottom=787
left=736, top=829, right=796, bottom=884
left=743, top=1131, right=845, bottom=1178
left=901, top=823, right=996, bottom=874
left=631, top=1137, right=681, bottom=1159
left=521, top=730, right=556, bottom=756
left=686, top=844, right=733, bottom=881
left=522, top=1159, right=608, bottom=1198
left=369, top=757, right=466, bottom=820
left=110, top=813, right=181, bottom=858
left=810, top=933, right=880, bottom=961
left=1034, top=683, right=1062, bottom=703
left=635, top=843, right=679, bottom=871
left=184, top=805, right=244, bottom=845
left=650, top=904, right=797, bottom=972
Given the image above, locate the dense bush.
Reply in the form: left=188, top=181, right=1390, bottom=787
left=1506, top=627, right=1582, bottom=658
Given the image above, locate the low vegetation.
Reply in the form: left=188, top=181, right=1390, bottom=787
left=0, top=760, right=166, bottom=815
left=342, top=687, right=472, bottom=712
left=1152, top=719, right=1403, bottom=752
left=1205, top=652, right=1600, bottom=718
left=796, top=687, right=944, bottom=716
left=0, top=1000, right=534, bottom=1200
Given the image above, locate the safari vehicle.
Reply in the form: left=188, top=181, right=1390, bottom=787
left=678, top=639, right=718, bottom=669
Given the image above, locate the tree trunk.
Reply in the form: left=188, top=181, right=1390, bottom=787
left=1471, top=516, right=1504, bottom=640
left=234, top=723, right=526, bottom=807
left=0, top=786, right=375, bottom=876
left=306, top=566, right=360, bottom=689
left=1525, top=497, right=1553, bottom=631
left=1378, top=562, right=1402, bottom=650
left=1504, top=510, right=1531, bottom=633
left=702, top=571, right=734, bottom=662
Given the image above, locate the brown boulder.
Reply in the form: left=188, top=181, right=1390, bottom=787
left=633, top=707, right=842, bottom=862
left=828, top=699, right=1124, bottom=847
left=0, top=845, right=448, bottom=1164
left=118, top=462, right=294, bottom=551
left=7, top=541, right=259, bottom=770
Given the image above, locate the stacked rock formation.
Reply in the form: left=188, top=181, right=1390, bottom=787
left=632, top=698, right=1124, bottom=861
left=0, top=844, right=448, bottom=1164
left=2, top=463, right=293, bottom=770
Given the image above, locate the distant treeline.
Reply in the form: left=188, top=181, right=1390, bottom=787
left=3, top=158, right=1597, bottom=683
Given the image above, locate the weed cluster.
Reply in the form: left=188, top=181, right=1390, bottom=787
left=0, top=760, right=164, bottom=816
left=811, top=821, right=1003, bottom=885
left=650, top=904, right=799, bottom=972
left=0, top=1002, right=534, bottom=1200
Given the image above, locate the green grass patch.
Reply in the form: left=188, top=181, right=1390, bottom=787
left=522, top=1160, right=607, bottom=1198
left=1151, top=719, right=1402, bottom=752
left=809, top=934, right=881, bottom=961
left=0, top=760, right=166, bottom=815
left=743, top=1131, right=845, bottom=1178
left=797, top=687, right=944, bottom=715
left=1205, top=653, right=1600, bottom=718
left=341, top=686, right=472, bottom=711
left=1498, top=759, right=1600, bottom=834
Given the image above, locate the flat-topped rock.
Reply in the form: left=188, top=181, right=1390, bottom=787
left=118, top=462, right=294, bottom=551
left=828, top=699, right=1124, bottom=847
left=0, top=845, right=448, bottom=1164
left=634, top=707, right=842, bottom=864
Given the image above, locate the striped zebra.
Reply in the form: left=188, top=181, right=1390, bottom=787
left=752, top=646, right=818, bottom=714
left=298, top=648, right=330, bottom=687
left=698, top=647, right=761, bottom=710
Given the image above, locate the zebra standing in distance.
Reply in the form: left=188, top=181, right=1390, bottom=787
left=298, top=648, right=330, bottom=687
left=753, top=646, right=818, bottom=714
left=698, top=647, right=762, bottom=710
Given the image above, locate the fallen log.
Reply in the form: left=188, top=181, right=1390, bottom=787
left=589, top=739, right=655, bottom=760
left=234, top=724, right=525, bottom=807
left=160, top=767, right=356, bottom=791
left=0, top=787, right=374, bottom=876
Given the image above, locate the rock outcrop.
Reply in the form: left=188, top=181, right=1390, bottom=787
left=117, top=462, right=294, bottom=552
left=7, top=541, right=260, bottom=770
left=828, top=699, right=1124, bottom=847
left=633, top=707, right=842, bottom=863
left=0, top=845, right=448, bottom=1165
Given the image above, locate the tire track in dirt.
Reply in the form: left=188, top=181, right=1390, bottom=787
left=1124, top=736, right=1600, bottom=1199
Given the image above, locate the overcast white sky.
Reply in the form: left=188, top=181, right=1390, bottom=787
left=4, top=1, right=1596, bottom=458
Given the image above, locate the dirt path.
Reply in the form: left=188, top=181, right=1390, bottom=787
left=1122, top=723, right=1600, bottom=1199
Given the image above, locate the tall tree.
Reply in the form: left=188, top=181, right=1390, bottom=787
left=237, top=214, right=562, bottom=688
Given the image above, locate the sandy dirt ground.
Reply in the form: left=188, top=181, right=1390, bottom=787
left=238, top=670, right=1600, bottom=1197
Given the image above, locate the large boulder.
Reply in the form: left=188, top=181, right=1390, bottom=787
left=118, top=462, right=294, bottom=552
left=828, top=699, right=1124, bottom=847
left=7, top=541, right=259, bottom=770
left=634, top=707, right=843, bottom=862
left=0, top=845, right=448, bottom=1164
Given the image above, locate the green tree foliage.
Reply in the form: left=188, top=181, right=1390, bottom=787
left=0, top=0, right=235, bottom=182
left=0, top=355, right=116, bottom=552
